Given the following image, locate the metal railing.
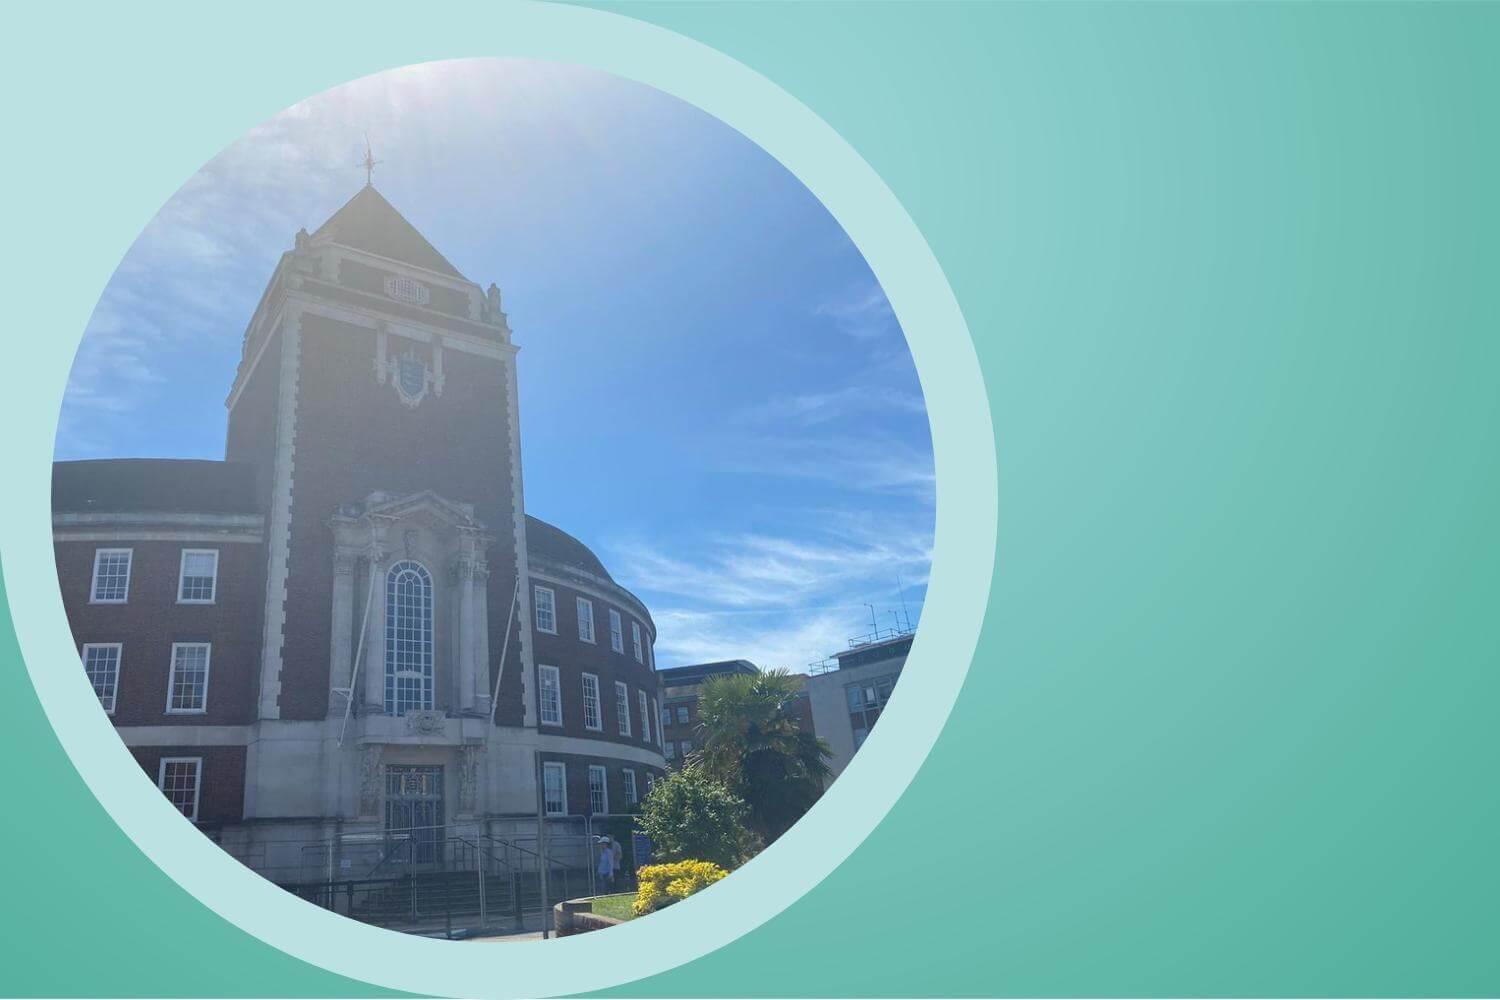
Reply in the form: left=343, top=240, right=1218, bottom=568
left=275, top=826, right=589, bottom=937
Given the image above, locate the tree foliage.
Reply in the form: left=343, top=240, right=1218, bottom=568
left=637, top=765, right=754, bottom=869
left=692, top=669, right=833, bottom=844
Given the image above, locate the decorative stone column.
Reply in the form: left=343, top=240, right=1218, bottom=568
left=473, top=557, right=491, bottom=717
left=358, top=744, right=384, bottom=819
left=328, top=547, right=359, bottom=719
left=455, top=528, right=490, bottom=716
left=361, top=535, right=390, bottom=715
left=457, top=743, right=484, bottom=816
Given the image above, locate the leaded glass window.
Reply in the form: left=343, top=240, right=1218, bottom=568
left=385, top=560, right=434, bottom=715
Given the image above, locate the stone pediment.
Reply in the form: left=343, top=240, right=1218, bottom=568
left=332, top=489, right=488, bottom=536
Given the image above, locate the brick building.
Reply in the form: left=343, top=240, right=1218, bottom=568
left=53, top=184, right=666, bottom=879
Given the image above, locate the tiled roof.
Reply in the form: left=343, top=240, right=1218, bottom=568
left=312, top=185, right=465, bottom=279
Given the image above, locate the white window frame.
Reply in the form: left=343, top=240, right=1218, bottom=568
left=615, top=681, right=632, bottom=737
left=538, top=664, right=562, bottom=727
left=158, top=756, right=202, bottom=822
left=542, top=761, right=568, bottom=816
left=165, top=642, right=211, bottom=714
left=576, top=597, right=596, bottom=643
left=81, top=642, right=122, bottom=715
left=623, top=768, right=638, bottom=807
left=384, top=560, right=436, bottom=716
left=89, top=547, right=133, bottom=604
left=176, top=548, right=220, bottom=604
left=534, top=586, right=557, bottom=635
left=631, top=621, right=644, bottom=663
left=581, top=672, right=602, bottom=731
left=608, top=608, right=624, bottom=653
left=588, top=764, right=609, bottom=815
left=639, top=690, right=651, bottom=744
left=652, top=697, right=661, bottom=747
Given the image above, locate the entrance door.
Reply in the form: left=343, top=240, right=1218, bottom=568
left=385, top=765, right=444, bottom=865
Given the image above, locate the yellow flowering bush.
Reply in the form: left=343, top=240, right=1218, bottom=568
left=632, top=860, right=729, bottom=915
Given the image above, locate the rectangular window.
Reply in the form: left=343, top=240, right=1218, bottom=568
left=846, top=672, right=898, bottom=750
left=582, top=672, right=602, bottom=731
left=652, top=698, right=661, bottom=747
left=542, top=761, right=567, bottom=816
left=608, top=608, right=624, bottom=653
left=576, top=597, right=595, bottom=643
left=177, top=549, right=219, bottom=603
left=665, top=740, right=676, bottom=760
left=539, top=664, right=562, bottom=726
left=159, top=756, right=202, bottom=821
left=631, top=621, right=644, bottom=662
left=166, top=642, right=210, bottom=714
left=646, top=773, right=656, bottom=794
left=623, top=768, right=638, bottom=807
left=639, top=690, right=651, bottom=744
left=588, top=764, right=608, bottom=815
left=615, top=681, right=632, bottom=737
left=90, top=548, right=132, bottom=603
left=680, top=739, right=694, bottom=756
left=533, top=586, right=557, bottom=634
left=661, top=707, right=672, bottom=730
left=81, top=643, right=121, bottom=714
left=676, top=705, right=689, bottom=725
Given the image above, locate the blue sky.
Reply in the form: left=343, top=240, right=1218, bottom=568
left=59, top=59, right=932, bottom=671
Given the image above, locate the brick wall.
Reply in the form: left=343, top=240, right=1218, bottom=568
left=531, top=576, right=660, bottom=753
left=276, top=317, right=523, bottom=721
left=56, top=539, right=264, bottom=725
left=225, top=324, right=283, bottom=514
left=539, top=750, right=663, bottom=817
left=130, top=745, right=247, bottom=826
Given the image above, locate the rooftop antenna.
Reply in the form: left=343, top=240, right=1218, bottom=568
left=865, top=602, right=878, bottom=635
left=897, top=573, right=913, bottom=632
left=360, top=133, right=381, bottom=187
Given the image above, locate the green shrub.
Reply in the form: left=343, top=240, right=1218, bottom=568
left=637, top=766, right=756, bottom=869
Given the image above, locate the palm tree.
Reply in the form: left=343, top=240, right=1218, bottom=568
left=691, top=669, right=833, bottom=844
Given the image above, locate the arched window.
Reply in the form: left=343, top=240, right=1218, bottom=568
left=385, top=560, right=434, bottom=715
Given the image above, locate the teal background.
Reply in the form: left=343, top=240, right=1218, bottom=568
left=3, top=1, right=1498, bottom=996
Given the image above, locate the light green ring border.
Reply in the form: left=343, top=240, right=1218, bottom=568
left=2, top=3, right=996, bottom=997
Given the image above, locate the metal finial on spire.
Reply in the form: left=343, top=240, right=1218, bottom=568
left=360, top=133, right=381, bottom=187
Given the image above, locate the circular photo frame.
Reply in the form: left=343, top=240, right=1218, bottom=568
left=6, top=5, right=995, bottom=997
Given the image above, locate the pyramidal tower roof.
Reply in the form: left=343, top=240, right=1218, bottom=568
left=311, top=184, right=466, bottom=280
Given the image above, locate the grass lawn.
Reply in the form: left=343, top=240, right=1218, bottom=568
left=589, top=892, right=637, bottom=922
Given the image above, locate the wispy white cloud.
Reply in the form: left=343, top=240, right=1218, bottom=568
left=735, top=383, right=928, bottom=429
left=56, top=68, right=429, bottom=457
left=619, top=526, right=930, bottom=609
left=815, top=281, right=899, bottom=340
left=611, top=510, right=931, bottom=670
left=625, top=275, right=932, bottom=668
left=719, top=434, right=937, bottom=505
left=650, top=607, right=867, bottom=673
